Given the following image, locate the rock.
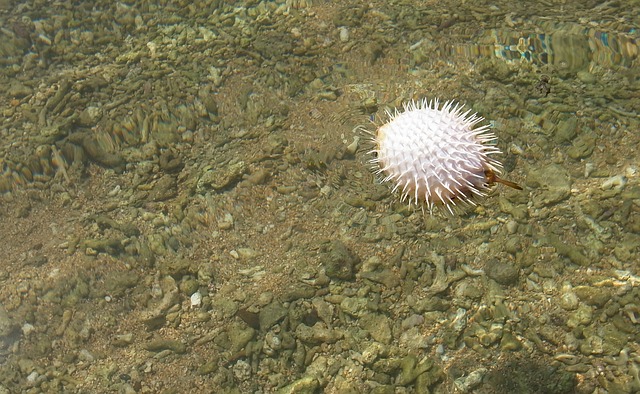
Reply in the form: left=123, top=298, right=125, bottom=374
left=211, top=296, right=238, bottom=319
left=159, top=258, right=195, bottom=278
left=180, top=278, right=199, bottom=297
left=23, top=254, right=48, bottom=267
left=149, top=175, right=178, bottom=201
left=500, top=331, right=522, bottom=351
left=104, top=272, right=140, bottom=297
left=359, top=313, right=393, bottom=344
left=294, top=323, right=343, bottom=344
left=144, top=339, right=187, bottom=354
left=142, top=276, right=180, bottom=330
left=158, top=150, right=184, bottom=173
left=526, top=164, right=572, bottom=207
left=259, top=301, right=288, bottom=331
left=112, top=333, right=134, bottom=347
left=311, top=298, right=334, bottom=325
left=554, top=117, right=578, bottom=143
left=574, top=286, right=612, bottom=307
left=396, top=355, right=435, bottom=386
left=0, top=305, right=19, bottom=351
left=227, top=322, right=255, bottom=352
left=197, top=161, right=247, bottom=191
left=77, top=106, right=103, bottom=127
left=576, top=70, right=596, bottom=84
left=567, top=304, right=593, bottom=328
left=283, top=284, right=316, bottom=302
left=454, top=368, right=487, bottom=392
left=359, top=268, right=400, bottom=288
left=567, top=131, right=596, bottom=160
left=276, top=376, right=319, bottom=394
left=340, top=297, right=369, bottom=317
left=485, top=259, right=519, bottom=286
left=197, top=360, right=219, bottom=376
left=546, top=234, right=590, bottom=266
left=322, top=240, right=360, bottom=280
left=78, top=349, right=96, bottom=363
left=70, top=132, right=126, bottom=172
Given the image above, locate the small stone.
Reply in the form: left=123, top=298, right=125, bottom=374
left=7, top=81, right=33, bottom=98
left=340, top=297, right=369, bottom=317
left=361, top=342, right=385, bottom=365
left=505, top=220, right=518, bottom=234
left=77, top=106, right=103, bottom=127
left=360, top=314, right=393, bottom=344
left=23, top=254, right=48, bottom=267
left=526, top=164, right=572, bottom=207
left=576, top=70, right=596, bottom=84
left=112, top=333, right=134, bottom=347
left=227, top=322, right=255, bottom=352
left=559, top=291, right=579, bottom=310
left=567, top=304, right=593, bottom=328
left=283, top=284, right=316, bottom=302
left=180, top=278, right=199, bottom=296
left=359, top=268, right=400, bottom=288
left=197, top=360, right=219, bottom=375
left=401, top=314, right=424, bottom=331
left=322, top=240, right=360, bottom=280
left=144, top=339, right=186, bottom=354
left=148, top=175, right=178, bottom=202
left=259, top=301, right=288, bottom=330
left=21, top=323, right=35, bottom=336
left=0, top=306, right=19, bottom=350
left=396, top=355, right=434, bottom=386
left=190, top=291, right=202, bottom=307
left=554, top=117, right=578, bottom=144
left=574, top=286, right=612, bottom=307
left=500, top=331, right=522, bottom=351
left=232, top=359, right=252, bottom=381
left=454, top=368, right=487, bottom=392
left=295, top=323, right=343, bottom=344
left=485, top=260, right=519, bottom=286
left=567, top=131, right=596, bottom=160
left=338, top=27, right=349, bottom=42
left=217, top=213, right=234, bottom=230
left=546, top=235, right=590, bottom=266
left=276, top=376, right=319, bottom=394
left=78, top=349, right=95, bottom=363
left=197, top=161, right=247, bottom=191
left=237, top=247, right=259, bottom=260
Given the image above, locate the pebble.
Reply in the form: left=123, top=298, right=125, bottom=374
left=527, top=163, right=572, bottom=207
left=294, top=323, right=343, bottom=344
left=576, top=70, right=596, bottom=84
left=322, top=240, right=359, bottom=280
left=21, top=323, right=35, bottom=336
left=485, top=259, right=519, bottom=286
left=338, top=26, right=349, bottom=42
left=359, top=313, right=392, bottom=344
left=559, top=290, right=579, bottom=311
left=259, top=301, right=288, bottom=330
left=190, top=291, right=202, bottom=307
left=112, top=333, right=134, bottom=347
left=454, top=368, right=487, bottom=392
left=144, top=339, right=187, bottom=354
left=601, top=174, right=627, bottom=191
left=505, top=220, right=518, bottom=234
left=78, top=349, right=95, bottom=363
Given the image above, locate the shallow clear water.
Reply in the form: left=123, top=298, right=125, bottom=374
left=0, top=0, right=638, bottom=392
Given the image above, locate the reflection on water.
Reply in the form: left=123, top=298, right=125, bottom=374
left=0, top=0, right=639, bottom=392
left=449, top=22, right=637, bottom=70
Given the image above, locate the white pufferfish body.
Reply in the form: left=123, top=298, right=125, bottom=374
left=372, top=98, right=508, bottom=213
